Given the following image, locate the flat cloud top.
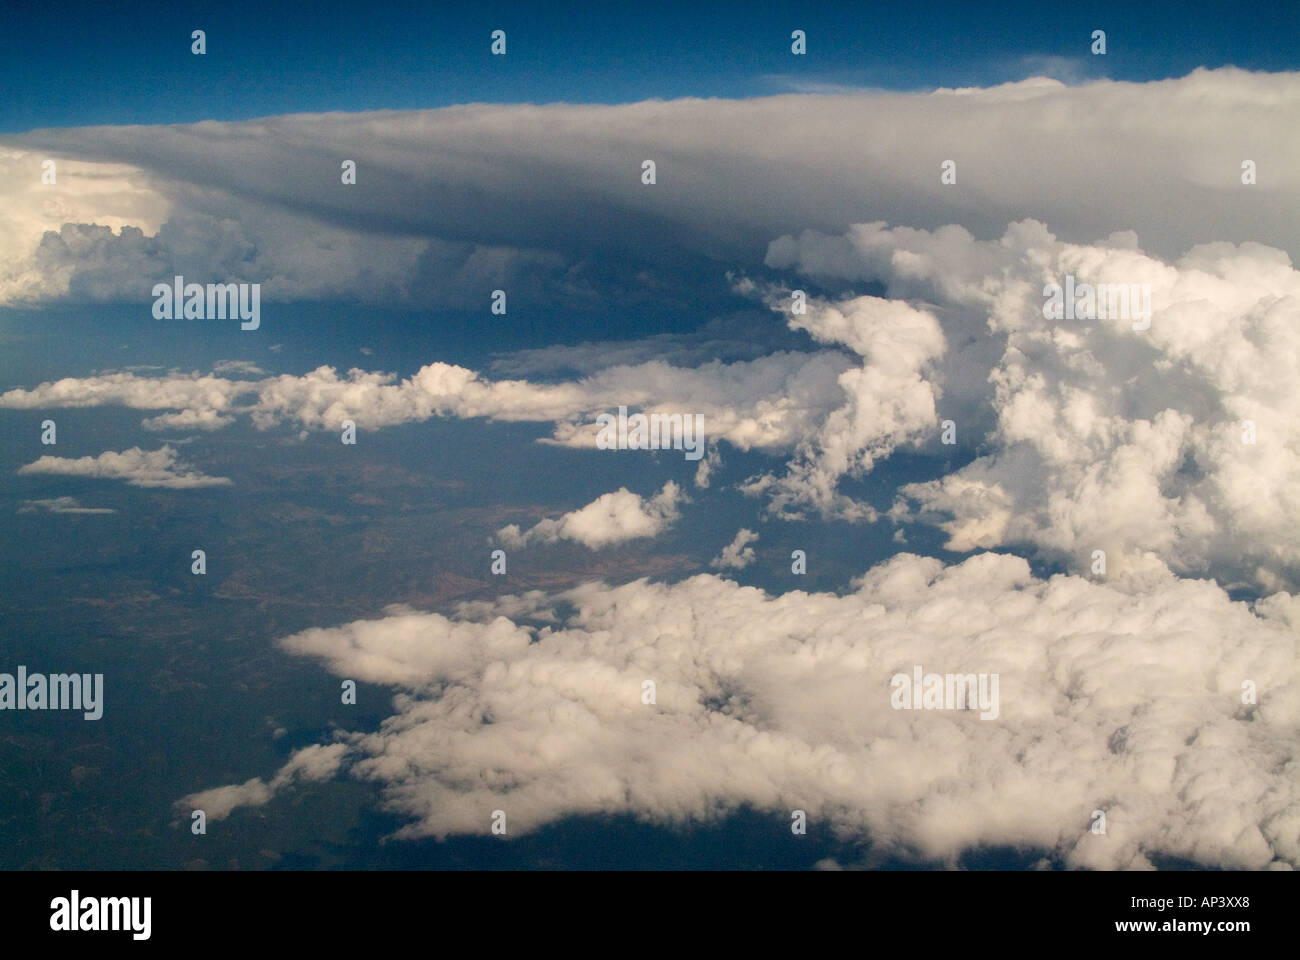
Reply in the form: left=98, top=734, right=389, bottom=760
left=2, top=68, right=1298, bottom=305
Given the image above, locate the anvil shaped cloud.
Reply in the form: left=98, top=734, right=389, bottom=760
left=3, top=68, right=1298, bottom=305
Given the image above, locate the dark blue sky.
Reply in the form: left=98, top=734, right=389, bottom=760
left=3, top=0, right=1297, bottom=133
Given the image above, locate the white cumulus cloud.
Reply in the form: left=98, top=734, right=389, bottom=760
left=767, top=220, right=1300, bottom=591
left=498, top=481, right=685, bottom=549
left=181, top=553, right=1300, bottom=869
left=712, top=529, right=759, bottom=569
left=17, top=446, right=231, bottom=488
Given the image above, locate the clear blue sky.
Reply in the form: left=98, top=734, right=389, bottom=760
left=2, top=0, right=1297, bottom=132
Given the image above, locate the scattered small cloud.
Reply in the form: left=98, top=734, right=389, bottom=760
left=17, top=446, right=231, bottom=489
left=212, top=360, right=267, bottom=377
left=177, top=743, right=346, bottom=822
left=711, top=528, right=759, bottom=569
left=17, top=496, right=116, bottom=515
left=498, top=481, right=686, bottom=549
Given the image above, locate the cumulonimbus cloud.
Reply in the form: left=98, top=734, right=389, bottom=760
left=2, top=69, right=1297, bottom=307
left=182, top=552, right=1300, bottom=870
left=765, top=219, right=1300, bottom=591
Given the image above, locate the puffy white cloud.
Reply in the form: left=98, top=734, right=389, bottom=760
left=498, top=481, right=685, bottom=550
left=711, top=528, right=758, bottom=569
left=693, top=444, right=722, bottom=489
left=0, top=370, right=254, bottom=420
left=0, top=354, right=852, bottom=452
left=140, top=409, right=235, bottom=432
left=17, top=446, right=231, bottom=489
left=180, top=777, right=272, bottom=823
left=0, top=148, right=171, bottom=305
left=0, top=293, right=944, bottom=521
left=737, top=289, right=947, bottom=519
left=768, top=220, right=1300, bottom=590
left=183, top=553, right=1300, bottom=869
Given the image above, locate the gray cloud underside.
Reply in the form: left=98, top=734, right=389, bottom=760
left=2, top=69, right=1298, bottom=305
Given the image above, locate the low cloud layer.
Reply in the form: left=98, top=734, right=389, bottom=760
left=183, top=553, right=1300, bottom=869
left=0, top=353, right=854, bottom=453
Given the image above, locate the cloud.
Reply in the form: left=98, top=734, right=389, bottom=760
left=0, top=292, right=944, bottom=522
left=17, top=446, right=231, bottom=488
left=17, top=496, right=116, bottom=515
left=8, top=215, right=1300, bottom=591
left=1004, top=57, right=1101, bottom=86
left=1, top=177, right=573, bottom=309
left=711, top=529, right=758, bottom=569
left=735, top=285, right=947, bottom=520
left=3, top=69, right=1298, bottom=306
left=140, top=409, right=235, bottom=432
left=178, top=743, right=347, bottom=822
left=0, top=148, right=171, bottom=305
left=0, top=370, right=254, bottom=425
left=0, top=350, right=862, bottom=459
left=212, top=360, right=266, bottom=377
left=5, top=69, right=1299, bottom=586
left=498, top=481, right=685, bottom=550
left=488, top=314, right=806, bottom=379
left=767, top=219, right=1300, bottom=590
left=184, top=552, right=1300, bottom=869
left=693, top=444, right=722, bottom=489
